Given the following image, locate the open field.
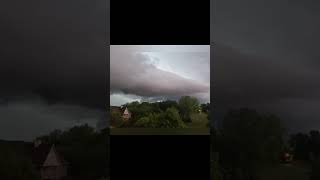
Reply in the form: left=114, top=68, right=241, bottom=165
left=259, top=163, right=310, bottom=180
left=110, top=128, right=210, bottom=135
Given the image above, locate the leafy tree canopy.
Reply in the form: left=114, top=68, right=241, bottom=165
left=178, top=96, right=200, bottom=122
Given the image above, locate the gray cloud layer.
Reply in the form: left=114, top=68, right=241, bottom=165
left=0, top=95, right=106, bottom=141
left=212, top=0, right=320, bottom=132
left=110, top=46, right=210, bottom=103
left=0, top=0, right=108, bottom=109
left=0, top=0, right=108, bottom=140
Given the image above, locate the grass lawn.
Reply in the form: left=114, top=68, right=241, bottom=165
left=259, top=162, right=310, bottom=180
left=110, top=128, right=210, bottom=135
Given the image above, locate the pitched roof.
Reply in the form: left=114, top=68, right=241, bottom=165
left=110, top=106, right=126, bottom=114
left=43, top=145, right=68, bottom=167
left=32, top=143, right=68, bottom=167
left=32, top=143, right=51, bottom=166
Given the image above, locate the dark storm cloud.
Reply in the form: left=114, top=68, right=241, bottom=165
left=0, top=0, right=108, bottom=140
left=0, top=95, right=105, bottom=141
left=0, top=0, right=108, bottom=109
left=212, top=0, right=320, bottom=131
left=110, top=46, right=209, bottom=101
left=213, top=44, right=320, bottom=105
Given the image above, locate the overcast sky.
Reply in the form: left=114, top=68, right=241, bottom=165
left=212, top=0, right=320, bottom=133
left=2, top=0, right=319, bottom=140
left=0, top=0, right=108, bottom=141
left=110, top=45, right=210, bottom=106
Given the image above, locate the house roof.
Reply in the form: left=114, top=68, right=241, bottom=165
left=110, top=106, right=127, bottom=114
left=0, top=140, right=68, bottom=167
left=32, top=143, right=68, bottom=167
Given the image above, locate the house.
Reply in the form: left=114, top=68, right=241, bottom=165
left=32, top=140, right=68, bottom=180
left=110, top=106, right=132, bottom=121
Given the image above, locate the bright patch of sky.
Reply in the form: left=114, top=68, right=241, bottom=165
left=110, top=93, right=141, bottom=106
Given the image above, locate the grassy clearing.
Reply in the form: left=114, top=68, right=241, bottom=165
left=259, top=162, right=310, bottom=180
left=110, top=128, right=210, bottom=135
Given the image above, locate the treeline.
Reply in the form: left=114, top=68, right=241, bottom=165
left=289, top=130, right=320, bottom=180
left=212, top=108, right=285, bottom=180
left=38, top=124, right=109, bottom=180
left=212, top=108, right=320, bottom=180
left=111, top=96, right=210, bottom=128
left=0, top=125, right=109, bottom=180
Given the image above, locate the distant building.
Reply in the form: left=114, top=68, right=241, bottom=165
left=110, top=106, right=132, bottom=121
left=32, top=140, right=68, bottom=180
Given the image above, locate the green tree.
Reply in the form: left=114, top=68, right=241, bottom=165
left=110, top=110, right=124, bottom=127
left=134, top=107, right=186, bottom=128
left=160, top=107, right=186, bottom=128
left=309, top=130, right=320, bottom=160
left=178, top=96, right=200, bottom=122
left=157, top=100, right=179, bottom=112
left=125, top=101, right=161, bottom=124
left=219, top=108, right=284, bottom=180
left=289, top=133, right=310, bottom=161
left=189, top=113, right=209, bottom=128
left=134, top=113, right=160, bottom=128
left=311, top=156, right=320, bottom=180
left=37, top=125, right=108, bottom=180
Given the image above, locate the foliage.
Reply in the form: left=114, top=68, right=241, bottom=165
left=122, top=97, right=208, bottom=128
left=161, top=107, right=186, bottom=128
left=201, top=103, right=210, bottom=113
left=0, top=125, right=108, bottom=180
left=309, top=130, right=320, bottom=159
left=135, top=113, right=160, bottom=128
left=216, top=108, right=285, bottom=180
left=310, top=157, right=320, bottom=180
left=189, top=113, right=209, bottom=128
left=158, top=100, right=179, bottom=112
left=110, top=110, right=124, bottom=127
left=134, top=107, right=186, bottom=128
left=0, top=144, right=40, bottom=180
left=287, top=130, right=320, bottom=180
left=289, top=130, right=320, bottom=162
left=38, top=124, right=108, bottom=180
left=289, top=133, right=310, bottom=161
left=178, top=96, right=200, bottom=122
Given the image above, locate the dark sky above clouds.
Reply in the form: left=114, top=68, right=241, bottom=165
left=0, top=0, right=108, bottom=140
left=110, top=45, right=210, bottom=106
left=212, top=0, right=320, bottom=132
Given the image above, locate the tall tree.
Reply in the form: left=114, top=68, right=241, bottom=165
left=178, top=96, right=200, bottom=122
left=134, top=107, right=186, bottom=128
left=219, top=108, right=284, bottom=179
left=289, top=133, right=310, bottom=161
left=157, top=100, right=179, bottom=112
left=309, top=130, right=320, bottom=159
left=161, top=107, right=186, bottom=128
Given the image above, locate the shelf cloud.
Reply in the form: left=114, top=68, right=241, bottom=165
left=110, top=45, right=210, bottom=105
